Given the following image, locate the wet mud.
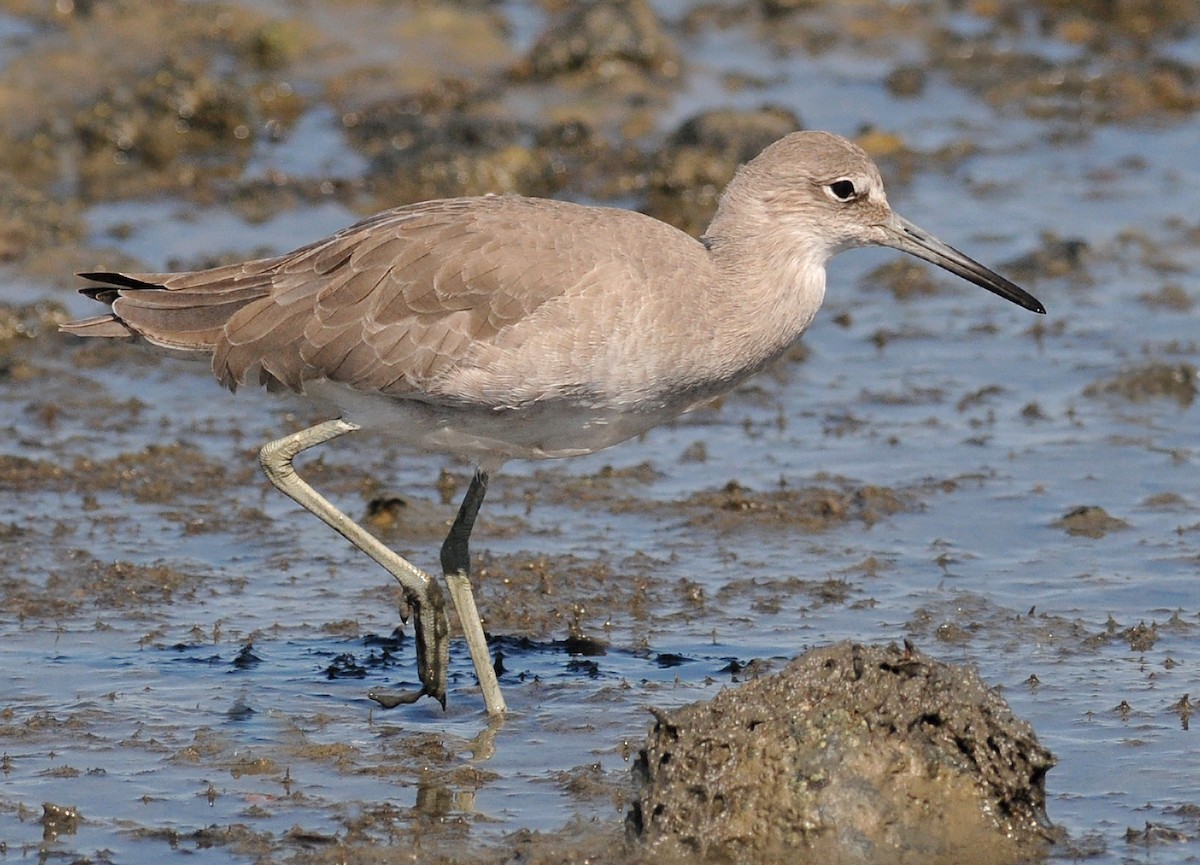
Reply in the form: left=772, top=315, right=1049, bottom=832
left=632, top=641, right=1058, bottom=865
left=1, top=0, right=1199, bottom=863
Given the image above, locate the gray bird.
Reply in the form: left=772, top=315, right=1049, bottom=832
left=62, top=131, right=1045, bottom=715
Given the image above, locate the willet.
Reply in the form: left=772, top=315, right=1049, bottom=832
left=62, top=131, right=1044, bottom=717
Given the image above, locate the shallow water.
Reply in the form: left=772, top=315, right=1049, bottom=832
left=2, top=1, right=1199, bottom=862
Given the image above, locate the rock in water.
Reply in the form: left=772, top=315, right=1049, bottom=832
left=629, top=641, right=1059, bottom=865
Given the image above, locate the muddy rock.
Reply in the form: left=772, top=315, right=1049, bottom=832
left=347, top=80, right=653, bottom=219
left=648, top=106, right=801, bottom=234
left=70, top=55, right=260, bottom=200
left=1138, top=283, right=1193, bottom=311
left=1002, top=232, right=1091, bottom=283
left=0, top=176, right=85, bottom=264
left=682, top=478, right=913, bottom=534
left=41, top=802, right=80, bottom=842
left=884, top=65, right=927, bottom=99
left=522, top=0, right=681, bottom=83
left=1028, top=0, right=1198, bottom=51
left=0, top=300, right=69, bottom=344
left=630, top=641, right=1058, bottom=865
left=1083, top=362, right=1197, bottom=407
left=0, top=0, right=309, bottom=206
left=1054, top=505, right=1131, bottom=538
left=936, top=36, right=1200, bottom=123
left=668, top=107, right=803, bottom=164
left=347, top=86, right=563, bottom=204
left=758, top=0, right=822, bottom=18
left=861, top=258, right=942, bottom=301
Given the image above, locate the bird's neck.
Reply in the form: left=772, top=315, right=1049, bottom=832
left=702, top=197, right=829, bottom=372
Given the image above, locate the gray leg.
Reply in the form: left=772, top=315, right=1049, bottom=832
left=259, top=419, right=449, bottom=707
left=441, top=470, right=507, bottom=715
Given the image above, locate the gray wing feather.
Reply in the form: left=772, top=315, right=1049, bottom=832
left=67, top=196, right=704, bottom=403
left=216, top=199, right=587, bottom=395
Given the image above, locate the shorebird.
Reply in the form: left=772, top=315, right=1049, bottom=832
left=62, top=131, right=1044, bottom=716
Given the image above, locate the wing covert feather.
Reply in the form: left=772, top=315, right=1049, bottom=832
left=211, top=196, right=707, bottom=402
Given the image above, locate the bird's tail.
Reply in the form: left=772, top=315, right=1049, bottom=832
left=60, top=267, right=274, bottom=357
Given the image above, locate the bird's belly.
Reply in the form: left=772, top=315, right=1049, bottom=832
left=302, top=379, right=686, bottom=470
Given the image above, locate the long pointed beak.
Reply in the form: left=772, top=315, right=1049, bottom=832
left=881, top=214, right=1045, bottom=314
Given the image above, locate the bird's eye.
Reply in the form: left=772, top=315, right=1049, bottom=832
left=828, top=179, right=857, bottom=202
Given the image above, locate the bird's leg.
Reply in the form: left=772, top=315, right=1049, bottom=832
left=259, top=418, right=449, bottom=707
left=440, top=470, right=507, bottom=716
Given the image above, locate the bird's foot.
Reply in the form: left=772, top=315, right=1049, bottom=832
left=408, top=578, right=450, bottom=708
left=367, top=687, right=426, bottom=709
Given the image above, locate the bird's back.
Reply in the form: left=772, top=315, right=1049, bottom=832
left=66, top=196, right=716, bottom=407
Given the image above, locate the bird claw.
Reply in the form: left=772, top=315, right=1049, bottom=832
left=367, top=687, right=425, bottom=708
left=407, top=579, right=450, bottom=708
left=366, top=581, right=448, bottom=709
